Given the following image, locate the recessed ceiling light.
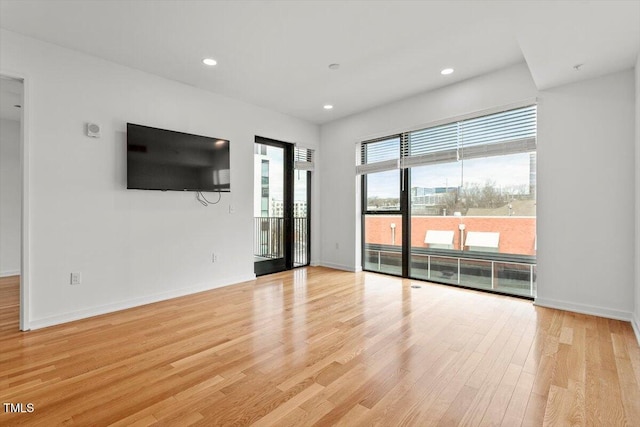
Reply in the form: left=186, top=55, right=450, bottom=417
left=328, top=63, right=340, bottom=70
left=441, top=68, right=454, bottom=75
left=202, top=58, right=217, bottom=66
left=323, top=104, right=333, bottom=110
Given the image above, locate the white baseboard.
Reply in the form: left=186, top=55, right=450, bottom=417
left=534, top=297, right=633, bottom=322
left=0, top=270, right=20, bottom=278
left=320, top=261, right=359, bottom=272
left=632, top=315, right=640, bottom=347
left=29, top=273, right=256, bottom=330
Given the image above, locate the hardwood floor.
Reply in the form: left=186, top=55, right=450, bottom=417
left=1, top=268, right=639, bottom=426
left=0, top=275, right=20, bottom=335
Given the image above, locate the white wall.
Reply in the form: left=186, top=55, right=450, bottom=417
left=0, top=118, right=21, bottom=276
left=0, top=29, right=320, bottom=328
left=635, top=55, right=640, bottom=339
left=536, top=70, right=635, bottom=320
left=319, top=63, right=637, bottom=322
left=319, top=62, right=537, bottom=271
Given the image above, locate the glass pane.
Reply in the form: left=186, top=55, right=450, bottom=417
left=430, top=256, right=458, bottom=284
left=408, top=152, right=535, bottom=298
left=363, top=214, right=402, bottom=275
left=494, top=262, right=533, bottom=297
left=459, top=153, right=535, bottom=256
left=409, top=160, right=462, bottom=273
left=410, top=161, right=462, bottom=218
left=409, top=252, right=429, bottom=281
left=366, top=170, right=400, bottom=212
left=293, top=170, right=309, bottom=267
left=254, top=143, right=284, bottom=263
left=459, top=259, right=492, bottom=290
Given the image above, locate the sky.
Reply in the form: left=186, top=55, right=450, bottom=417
left=368, top=152, right=533, bottom=199
left=260, top=147, right=531, bottom=204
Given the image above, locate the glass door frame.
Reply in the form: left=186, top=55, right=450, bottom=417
left=360, top=169, right=410, bottom=277
left=254, top=136, right=311, bottom=276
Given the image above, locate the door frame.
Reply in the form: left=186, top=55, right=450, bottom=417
left=1, top=70, right=30, bottom=331
left=360, top=169, right=409, bottom=277
left=254, top=136, right=294, bottom=276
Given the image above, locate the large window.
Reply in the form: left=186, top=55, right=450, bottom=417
left=359, top=105, right=537, bottom=297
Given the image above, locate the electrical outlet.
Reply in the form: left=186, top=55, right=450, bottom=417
left=335, top=242, right=339, bottom=250
left=70, top=272, right=82, bottom=285
left=212, top=253, right=218, bottom=263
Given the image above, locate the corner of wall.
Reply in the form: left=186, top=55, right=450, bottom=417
left=635, top=53, right=640, bottom=345
left=633, top=315, right=640, bottom=346
left=320, top=261, right=359, bottom=272
left=533, top=297, right=633, bottom=322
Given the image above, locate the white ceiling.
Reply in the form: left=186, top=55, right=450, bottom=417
left=0, top=0, right=638, bottom=124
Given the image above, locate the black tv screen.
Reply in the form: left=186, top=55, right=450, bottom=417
left=127, top=123, right=230, bottom=192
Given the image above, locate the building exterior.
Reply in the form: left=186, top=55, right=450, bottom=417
left=253, top=144, right=270, bottom=217
left=270, top=200, right=307, bottom=218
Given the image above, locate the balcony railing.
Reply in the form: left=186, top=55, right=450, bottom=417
left=293, top=217, right=308, bottom=267
left=254, top=217, right=308, bottom=267
left=255, top=217, right=283, bottom=260
left=364, top=243, right=536, bottom=298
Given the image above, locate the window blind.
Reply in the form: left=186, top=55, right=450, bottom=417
left=459, top=106, right=536, bottom=161
left=356, top=136, right=401, bottom=175
left=356, top=105, right=536, bottom=174
left=294, top=147, right=314, bottom=171
left=402, top=122, right=460, bottom=169
left=406, top=105, right=536, bottom=167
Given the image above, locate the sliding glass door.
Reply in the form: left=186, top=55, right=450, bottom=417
left=360, top=105, right=537, bottom=298
left=254, top=137, right=312, bottom=276
left=254, top=139, right=288, bottom=275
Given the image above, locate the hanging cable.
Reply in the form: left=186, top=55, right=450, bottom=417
left=196, top=191, right=221, bottom=206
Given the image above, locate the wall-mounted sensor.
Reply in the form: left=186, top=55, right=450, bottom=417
left=86, top=123, right=100, bottom=138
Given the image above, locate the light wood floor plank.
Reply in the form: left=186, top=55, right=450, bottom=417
left=0, top=270, right=639, bottom=426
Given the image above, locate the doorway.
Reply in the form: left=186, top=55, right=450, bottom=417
left=0, top=75, right=25, bottom=330
left=253, top=136, right=310, bottom=276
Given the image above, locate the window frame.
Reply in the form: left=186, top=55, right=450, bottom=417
left=359, top=104, right=537, bottom=298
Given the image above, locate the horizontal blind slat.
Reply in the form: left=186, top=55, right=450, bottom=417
left=462, top=138, right=536, bottom=160
left=360, top=136, right=401, bottom=166
left=405, top=105, right=536, bottom=167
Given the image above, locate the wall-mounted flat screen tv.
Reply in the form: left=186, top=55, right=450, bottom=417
left=127, top=123, right=230, bottom=192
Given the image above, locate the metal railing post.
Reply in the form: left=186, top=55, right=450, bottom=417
left=491, top=261, right=495, bottom=289
left=530, top=264, right=534, bottom=295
